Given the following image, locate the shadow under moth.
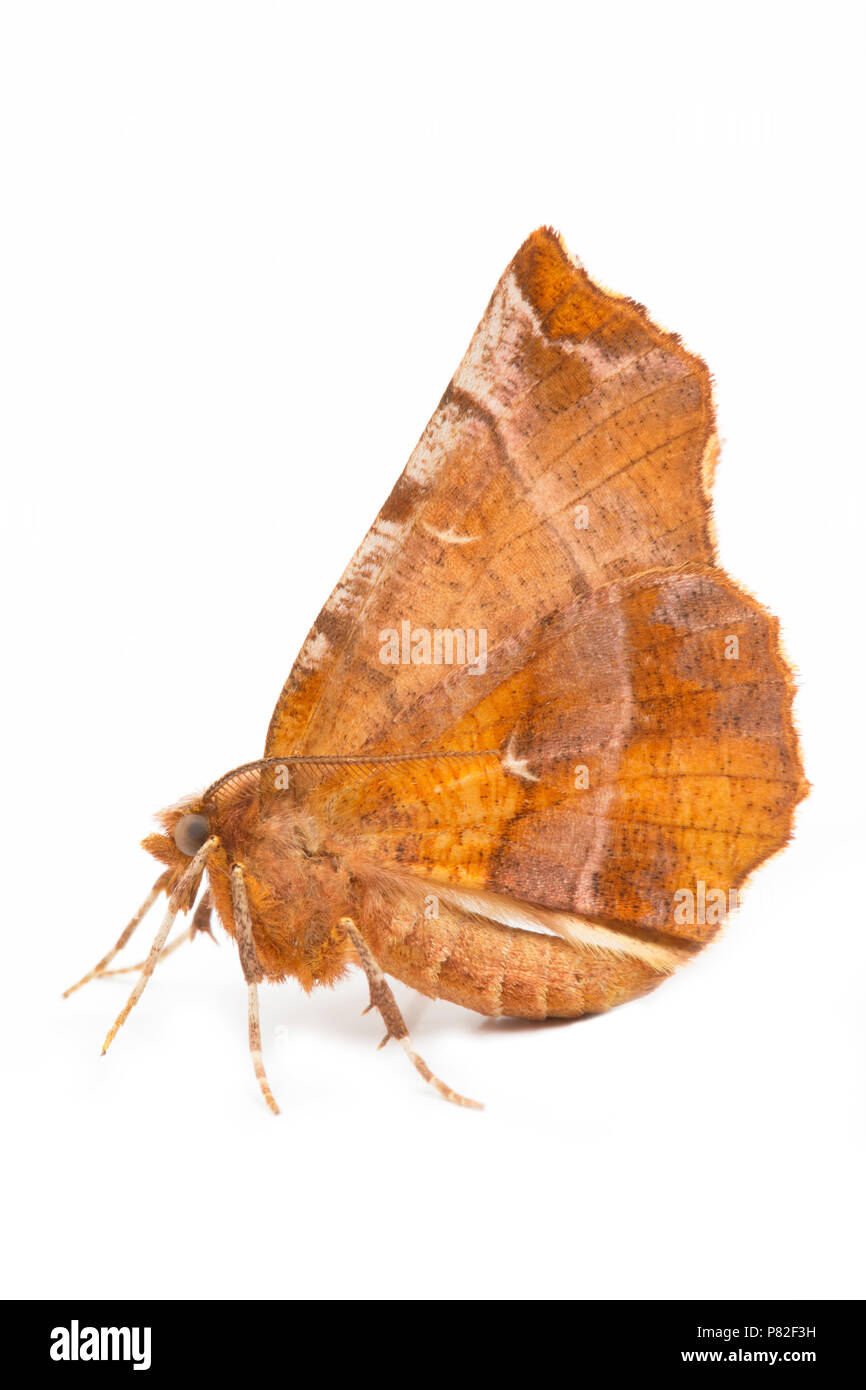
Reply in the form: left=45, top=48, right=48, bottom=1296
left=67, top=228, right=807, bottom=1112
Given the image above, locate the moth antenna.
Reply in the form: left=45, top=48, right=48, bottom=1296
left=101, top=838, right=217, bottom=1054
left=62, top=870, right=171, bottom=999
left=203, top=749, right=500, bottom=804
left=95, top=924, right=194, bottom=979
left=230, top=864, right=280, bottom=1115
left=339, top=917, right=483, bottom=1111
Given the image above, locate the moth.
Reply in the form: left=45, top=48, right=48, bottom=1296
left=66, top=229, right=807, bottom=1112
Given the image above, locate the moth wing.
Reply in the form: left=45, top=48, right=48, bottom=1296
left=305, top=567, right=806, bottom=940
left=266, top=227, right=718, bottom=758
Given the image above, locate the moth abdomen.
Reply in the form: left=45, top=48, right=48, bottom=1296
left=359, top=887, right=670, bottom=1020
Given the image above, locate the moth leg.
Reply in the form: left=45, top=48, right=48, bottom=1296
left=101, top=838, right=217, bottom=1054
left=230, top=864, right=280, bottom=1116
left=95, top=888, right=215, bottom=979
left=62, top=870, right=172, bottom=998
left=192, top=887, right=216, bottom=942
left=339, top=917, right=483, bottom=1111
left=96, top=924, right=195, bottom=979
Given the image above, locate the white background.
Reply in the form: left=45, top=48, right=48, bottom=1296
left=2, top=2, right=863, bottom=1301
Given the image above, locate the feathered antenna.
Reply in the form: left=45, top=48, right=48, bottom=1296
left=202, top=749, right=501, bottom=805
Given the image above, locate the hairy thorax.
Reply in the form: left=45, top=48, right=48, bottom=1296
left=205, top=782, right=361, bottom=988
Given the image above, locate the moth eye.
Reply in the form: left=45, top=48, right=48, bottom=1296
left=173, top=813, right=210, bottom=857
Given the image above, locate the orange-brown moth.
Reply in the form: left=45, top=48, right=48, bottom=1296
left=66, top=228, right=807, bottom=1112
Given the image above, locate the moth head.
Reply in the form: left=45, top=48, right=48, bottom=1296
left=142, top=796, right=211, bottom=876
